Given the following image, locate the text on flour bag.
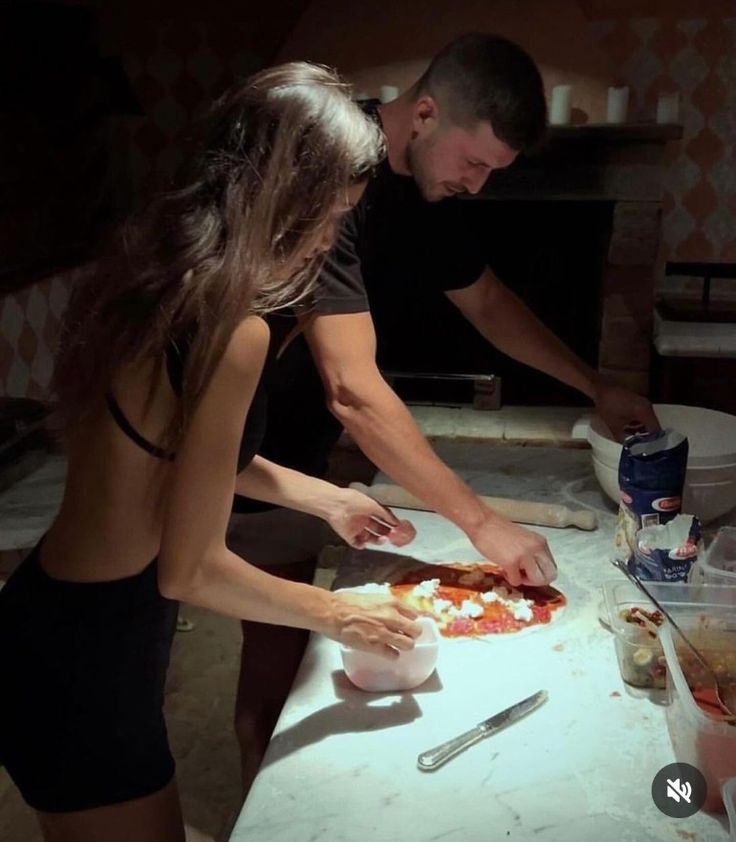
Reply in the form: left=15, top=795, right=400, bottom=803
left=613, top=429, right=689, bottom=566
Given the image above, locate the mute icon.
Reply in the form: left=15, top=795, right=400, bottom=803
left=666, top=778, right=692, bottom=804
left=653, top=763, right=706, bottom=817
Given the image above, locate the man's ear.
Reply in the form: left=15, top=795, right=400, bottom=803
left=411, top=95, right=440, bottom=135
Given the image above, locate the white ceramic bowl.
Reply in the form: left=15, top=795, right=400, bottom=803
left=340, top=617, right=439, bottom=692
left=586, top=404, right=736, bottom=524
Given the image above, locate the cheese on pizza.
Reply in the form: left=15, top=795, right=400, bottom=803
left=364, top=563, right=565, bottom=638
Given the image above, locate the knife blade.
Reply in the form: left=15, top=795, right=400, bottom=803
left=417, top=689, right=548, bottom=771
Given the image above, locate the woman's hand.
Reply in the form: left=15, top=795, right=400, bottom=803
left=323, top=592, right=422, bottom=658
left=325, top=488, right=416, bottom=549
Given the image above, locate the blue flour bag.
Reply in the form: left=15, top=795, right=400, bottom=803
left=632, top=514, right=702, bottom=581
left=613, top=429, right=689, bottom=569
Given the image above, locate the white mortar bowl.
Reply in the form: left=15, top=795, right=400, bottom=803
left=586, top=404, right=736, bottom=524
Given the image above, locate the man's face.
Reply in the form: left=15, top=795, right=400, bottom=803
left=406, top=96, right=518, bottom=202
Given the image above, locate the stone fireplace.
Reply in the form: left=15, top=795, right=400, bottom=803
left=481, top=122, right=683, bottom=398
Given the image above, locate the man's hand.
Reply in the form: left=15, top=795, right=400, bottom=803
left=467, top=510, right=557, bottom=587
left=594, top=382, right=661, bottom=442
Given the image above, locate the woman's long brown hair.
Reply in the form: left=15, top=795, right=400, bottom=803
left=52, top=62, right=383, bottom=452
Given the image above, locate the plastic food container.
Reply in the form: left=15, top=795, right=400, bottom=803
left=603, top=580, right=667, bottom=688
left=693, top=527, right=736, bottom=589
left=723, top=777, right=736, bottom=841
left=586, top=404, right=736, bottom=524
left=340, top=617, right=439, bottom=692
left=602, top=581, right=736, bottom=689
left=660, top=619, right=736, bottom=813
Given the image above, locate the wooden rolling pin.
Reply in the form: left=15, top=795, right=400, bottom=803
left=349, top=482, right=598, bottom=531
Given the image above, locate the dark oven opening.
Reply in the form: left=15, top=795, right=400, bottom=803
left=375, top=200, right=615, bottom=407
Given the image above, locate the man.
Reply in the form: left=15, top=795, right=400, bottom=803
left=230, top=32, right=659, bottom=790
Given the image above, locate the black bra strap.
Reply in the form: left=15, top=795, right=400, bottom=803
left=105, top=393, right=175, bottom=462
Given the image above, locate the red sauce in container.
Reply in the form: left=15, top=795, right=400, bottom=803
left=682, top=687, right=736, bottom=812
left=665, top=633, right=736, bottom=815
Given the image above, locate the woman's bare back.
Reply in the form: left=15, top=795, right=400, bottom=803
left=42, top=357, right=180, bottom=581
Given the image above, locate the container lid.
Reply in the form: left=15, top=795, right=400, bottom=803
left=603, top=579, right=736, bottom=635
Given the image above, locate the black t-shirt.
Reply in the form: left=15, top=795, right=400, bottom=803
left=232, top=102, right=486, bottom=513
left=314, top=100, right=486, bottom=316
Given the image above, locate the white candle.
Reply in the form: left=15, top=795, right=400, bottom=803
left=607, top=86, right=629, bottom=124
left=656, top=91, right=680, bottom=124
left=549, top=84, right=572, bottom=125
left=379, top=85, right=399, bottom=103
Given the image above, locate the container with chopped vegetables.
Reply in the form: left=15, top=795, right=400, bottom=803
left=603, top=580, right=736, bottom=691
left=614, top=602, right=667, bottom=688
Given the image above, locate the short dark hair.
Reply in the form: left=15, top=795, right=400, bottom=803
left=415, top=33, right=547, bottom=153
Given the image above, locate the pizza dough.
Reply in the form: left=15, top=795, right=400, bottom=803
left=344, top=561, right=566, bottom=639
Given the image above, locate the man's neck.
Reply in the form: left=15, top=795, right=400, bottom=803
left=376, top=95, right=413, bottom=176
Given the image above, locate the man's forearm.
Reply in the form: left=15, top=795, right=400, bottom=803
left=330, top=378, right=490, bottom=536
left=470, top=283, right=602, bottom=399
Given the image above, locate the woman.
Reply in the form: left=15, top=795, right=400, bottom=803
left=0, top=62, right=420, bottom=842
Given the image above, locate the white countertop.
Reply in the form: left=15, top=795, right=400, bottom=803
left=229, top=445, right=731, bottom=842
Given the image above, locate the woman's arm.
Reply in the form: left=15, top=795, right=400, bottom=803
left=158, top=316, right=419, bottom=656
left=235, top=456, right=416, bottom=548
left=235, top=455, right=350, bottom=518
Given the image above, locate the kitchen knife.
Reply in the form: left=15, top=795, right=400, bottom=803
left=417, top=689, right=548, bottom=771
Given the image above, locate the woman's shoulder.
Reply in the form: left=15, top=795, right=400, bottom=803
left=220, top=315, right=270, bottom=377
left=233, top=314, right=270, bottom=342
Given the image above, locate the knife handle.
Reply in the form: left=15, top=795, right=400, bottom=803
left=417, top=725, right=486, bottom=771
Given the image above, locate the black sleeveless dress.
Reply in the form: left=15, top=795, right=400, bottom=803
left=0, top=330, right=273, bottom=813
